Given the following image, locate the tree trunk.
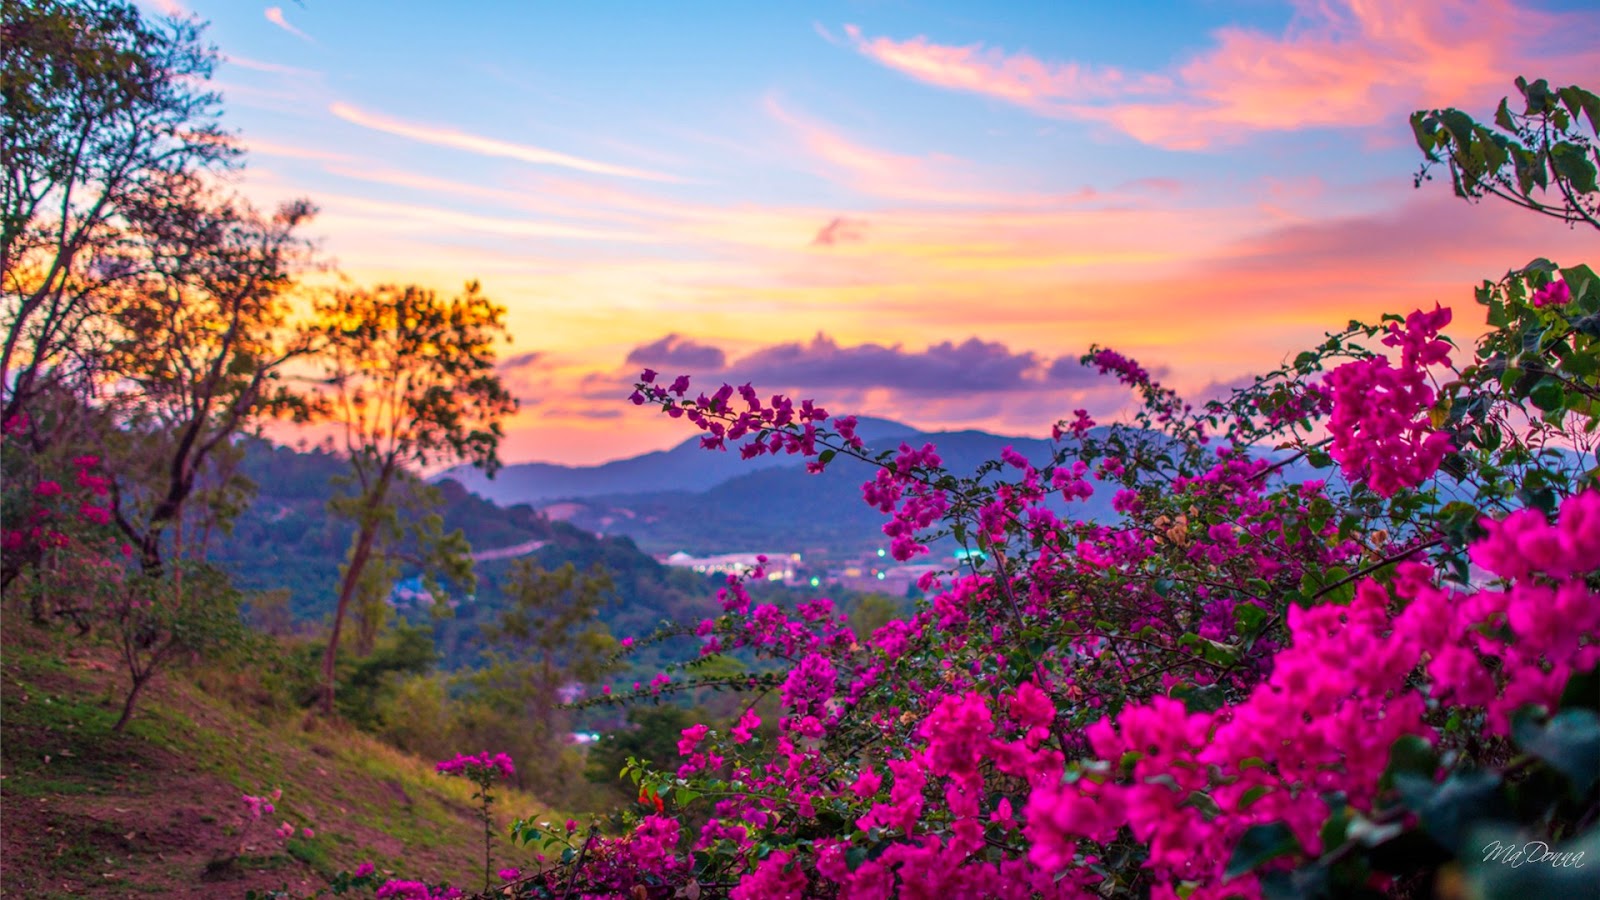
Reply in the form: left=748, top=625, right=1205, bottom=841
left=320, top=521, right=379, bottom=715
left=113, top=674, right=148, bottom=733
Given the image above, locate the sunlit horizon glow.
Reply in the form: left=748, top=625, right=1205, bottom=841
left=144, top=0, right=1600, bottom=466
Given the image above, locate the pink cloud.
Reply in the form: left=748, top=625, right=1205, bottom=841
left=144, top=0, right=187, bottom=17
left=764, top=95, right=1101, bottom=207
left=839, top=1, right=1600, bottom=149
left=264, top=7, right=314, bottom=42
left=844, top=23, right=1170, bottom=107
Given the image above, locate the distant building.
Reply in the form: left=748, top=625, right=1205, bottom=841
left=660, top=551, right=803, bottom=583
left=388, top=576, right=461, bottom=610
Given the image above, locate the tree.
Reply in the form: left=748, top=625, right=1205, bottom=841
left=1412, top=77, right=1599, bottom=230
left=472, top=559, right=618, bottom=802
left=2, top=0, right=235, bottom=433
left=101, top=175, right=316, bottom=574
left=311, top=281, right=516, bottom=713
left=109, top=561, right=243, bottom=731
left=487, top=560, right=618, bottom=718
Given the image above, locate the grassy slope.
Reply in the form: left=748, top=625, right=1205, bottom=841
left=1, top=630, right=549, bottom=899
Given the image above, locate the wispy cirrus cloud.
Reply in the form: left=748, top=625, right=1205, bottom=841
left=329, top=102, right=685, bottom=183
left=224, top=55, right=320, bottom=78
left=764, top=95, right=1100, bottom=207
left=264, top=7, right=314, bottom=42
left=839, top=0, right=1600, bottom=149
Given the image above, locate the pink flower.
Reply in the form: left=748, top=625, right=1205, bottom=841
left=33, top=480, right=61, bottom=497
left=497, top=867, right=520, bottom=881
left=1530, top=279, right=1571, bottom=307
left=79, top=504, right=112, bottom=525
left=354, top=862, right=376, bottom=878
left=435, top=751, right=515, bottom=781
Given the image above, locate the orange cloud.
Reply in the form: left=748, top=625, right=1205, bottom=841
left=328, top=102, right=686, bottom=183
left=841, top=1, right=1600, bottom=149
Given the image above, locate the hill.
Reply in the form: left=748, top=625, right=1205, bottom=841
left=0, top=630, right=548, bottom=898
left=465, top=426, right=1124, bottom=557
left=211, top=439, right=782, bottom=669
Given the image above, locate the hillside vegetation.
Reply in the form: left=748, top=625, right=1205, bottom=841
left=0, top=628, right=547, bottom=898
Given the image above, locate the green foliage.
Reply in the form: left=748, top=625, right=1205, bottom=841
left=584, top=705, right=705, bottom=804
left=108, top=562, right=247, bottom=730
left=2, top=0, right=236, bottom=426
left=335, top=624, right=439, bottom=729
left=1413, top=77, right=1599, bottom=229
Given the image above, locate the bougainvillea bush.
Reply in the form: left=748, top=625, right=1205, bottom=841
left=489, top=251, right=1594, bottom=900
left=308, top=80, right=1600, bottom=900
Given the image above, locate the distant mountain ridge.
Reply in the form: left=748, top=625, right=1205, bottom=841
left=437, top=416, right=922, bottom=505
left=436, top=419, right=1131, bottom=557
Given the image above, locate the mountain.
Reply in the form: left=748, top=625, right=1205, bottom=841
left=442, top=424, right=1323, bottom=559
left=456, top=425, right=1128, bottom=557
left=436, top=416, right=918, bottom=505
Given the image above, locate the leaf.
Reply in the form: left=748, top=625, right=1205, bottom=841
left=1528, top=377, right=1565, bottom=412
left=1514, top=708, right=1600, bottom=799
left=1550, top=141, right=1599, bottom=194
left=1559, top=666, right=1600, bottom=713
left=1381, top=734, right=1440, bottom=791
left=1234, top=602, right=1269, bottom=633
left=1494, top=97, right=1517, bottom=132
left=1225, top=822, right=1300, bottom=879
left=1171, top=683, right=1227, bottom=713
left=1396, top=769, right=1507, bottom=854
left=1557, top=84, right=1600, bottom=136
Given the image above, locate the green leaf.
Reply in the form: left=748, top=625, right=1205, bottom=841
left=1494, top=97, right=1517, bottom=132
left=1225, top=822, right=1300, bottom=879
left=1528, top=377, right=1565, bottom=412
left=1381, top=734, right=1439, bottom=792
left=1234, top=602, right=1269, bottom=633
left=1171, top=683, right=1227, bottom=713
left=1396, top=769, right=1507, bottom=854
left=1550, top=141, right=1599, bottom=194
left=1559, top=666, right=1600, bottom=713
left=1514, top=708, right=1600, bottom=798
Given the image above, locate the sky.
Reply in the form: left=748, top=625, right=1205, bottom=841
left=142, top=0, right=1600, bottom=466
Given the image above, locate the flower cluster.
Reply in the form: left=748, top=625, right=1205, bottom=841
left=1326, top=305, right=1456, bottom=496
left=434, top=751, right=515, bottom=782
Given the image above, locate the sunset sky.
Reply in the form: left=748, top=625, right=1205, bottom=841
left=144, top=0, right=1599, bottom=466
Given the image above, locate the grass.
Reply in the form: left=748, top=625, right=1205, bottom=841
left=1, top=628, right=557, bottom=897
